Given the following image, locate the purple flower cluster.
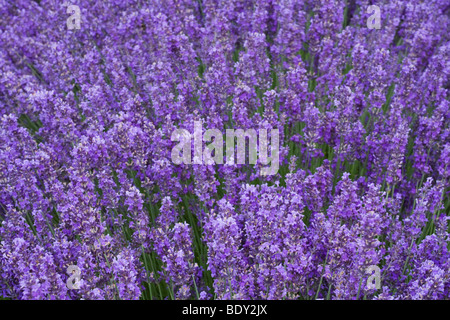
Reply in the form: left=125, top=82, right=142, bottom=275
left=0, top=0, right=449, bottom=300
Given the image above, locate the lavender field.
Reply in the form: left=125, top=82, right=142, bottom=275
left=0, top=0, right=449, bottom=300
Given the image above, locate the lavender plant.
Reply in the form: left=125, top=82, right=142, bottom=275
left=0, top=0, right=449, bottom=300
